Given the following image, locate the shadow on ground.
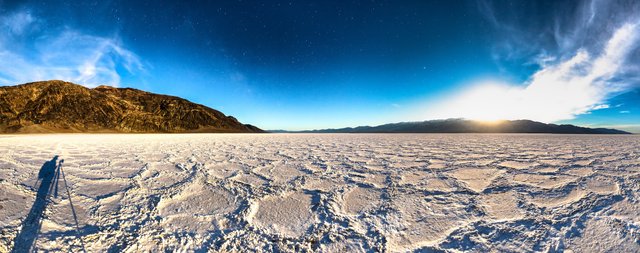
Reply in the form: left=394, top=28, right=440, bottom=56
left=11, top=156, right=86, bottom=253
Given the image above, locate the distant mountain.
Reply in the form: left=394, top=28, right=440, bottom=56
left=276, top=119, right=630, bottom=134
left=0, top=80, right=263, bottom=133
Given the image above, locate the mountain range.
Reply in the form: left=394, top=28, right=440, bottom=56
left=0, top=81, right=631, bottom=134
left=0, top=81, right=262, bottom=133
left=273, top=119, right=630, bottom=134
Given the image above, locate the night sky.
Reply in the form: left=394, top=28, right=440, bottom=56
left=1, top=0, right=639, bottom=132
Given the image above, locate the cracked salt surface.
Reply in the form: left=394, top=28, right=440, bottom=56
left=0, top=134, right=639, bottom=252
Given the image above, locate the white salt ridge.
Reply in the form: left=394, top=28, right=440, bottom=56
left=0, top=134, right=638, bottom=252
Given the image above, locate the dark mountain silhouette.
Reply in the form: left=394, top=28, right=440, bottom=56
left=277, top=119, right=630, bottom=134
left=0, top=80, right=263, bottom=133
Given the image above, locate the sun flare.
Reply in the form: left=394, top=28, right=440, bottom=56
left=425, top=22, right=638, bottom=124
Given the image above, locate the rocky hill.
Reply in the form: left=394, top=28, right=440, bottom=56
left=0, top=80, right=263, bottom=133
left=287, top=119, right=630, bottom=134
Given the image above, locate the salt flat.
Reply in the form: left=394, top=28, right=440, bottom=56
left=0, top=134, right=639, bottom=252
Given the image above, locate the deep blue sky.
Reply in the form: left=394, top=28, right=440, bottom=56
left=1, top=0, right=639, bottom=132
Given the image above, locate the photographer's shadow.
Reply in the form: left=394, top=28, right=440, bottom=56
left=11, top=156, right=85, bottom=252
left=12, top=156, right=60, bottom=252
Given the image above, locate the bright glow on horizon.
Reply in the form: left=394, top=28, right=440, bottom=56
left=425, top=22, right=640, bottom=123
left=1, top=1, right=639, bottom=130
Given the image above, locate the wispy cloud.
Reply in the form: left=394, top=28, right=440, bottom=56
left=1, top=10, right=35, bottom=35
left=0, top=10, right=144, bottom=87
left=591, top=104, right=610, bottom=110
left=424, top=1, right=640, bottom=122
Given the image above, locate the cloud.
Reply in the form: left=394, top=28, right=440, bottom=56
left=1, top=10, right=35, bottom=35
left=0, top=10, right=144, bottom=87
left=591, top=104, right=610, bottom=110
left=620, top=110, right=631, bottom=114
left=425, top=22, right=639, bottom=122
left=423, top=1, right=640, bottom=122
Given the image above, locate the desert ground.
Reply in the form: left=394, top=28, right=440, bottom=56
left=0, top=134, right=639, bottom=252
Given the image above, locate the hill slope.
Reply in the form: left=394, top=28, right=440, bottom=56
left=287, top=119, right=630, bottom=134
left=0, top=80, right=263, bottom=133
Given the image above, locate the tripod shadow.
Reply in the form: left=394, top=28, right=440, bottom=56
left=12, top=156, right=61, bottom=252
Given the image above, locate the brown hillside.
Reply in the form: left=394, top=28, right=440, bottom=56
left=0, top=80, right=263, bottom=133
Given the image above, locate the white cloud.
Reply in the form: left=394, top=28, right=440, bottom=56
left=0, top=10, right=144, bottom=87
left=424, top=22, right=640, bottom=122
left=1, top=10, right=35, bottom=35
left=592, top=104, right=610, bottom=110
left=595, top=123, right=640, bottom=133
left=620, top=110, right=631, bottom=114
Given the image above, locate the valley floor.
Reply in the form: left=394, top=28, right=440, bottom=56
left=0, top=134, right=639, bottom=252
